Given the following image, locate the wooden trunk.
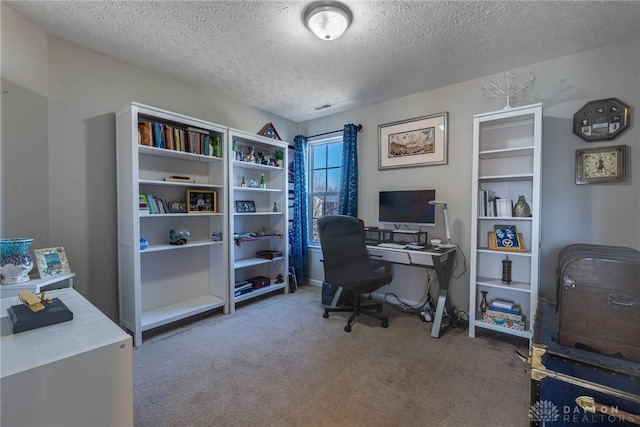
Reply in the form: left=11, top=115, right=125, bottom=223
left=531, top=300, right=640, bottom=426
left=556, top=244, right=640, bottom=363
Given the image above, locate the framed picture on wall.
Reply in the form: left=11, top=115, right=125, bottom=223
left=378, top=112, right=448, bottom=169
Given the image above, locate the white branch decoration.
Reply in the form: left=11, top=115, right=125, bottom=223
left=481, top=71, right=536, bottom=109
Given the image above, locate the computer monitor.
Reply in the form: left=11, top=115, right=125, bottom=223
left=378, top=189, right=436, bottom=227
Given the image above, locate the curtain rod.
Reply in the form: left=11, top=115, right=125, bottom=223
left=305, top=124, right=362, bottom=139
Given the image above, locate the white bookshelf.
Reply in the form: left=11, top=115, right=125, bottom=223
left=116, top=102, right=229, bottom=346
left=227, top=129, right=289, bottom=312
left=469, top=103, right=542, bottom=342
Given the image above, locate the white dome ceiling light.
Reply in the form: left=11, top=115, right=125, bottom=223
left=303, top=2, right=352, bottom=41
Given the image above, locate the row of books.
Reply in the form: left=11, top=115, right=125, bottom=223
left=479, top=190, right=513, bottom=217
left=139, top=193, right=172, bottom=214
left=138, top=121, right=223, bottom=157
left=482, top=299, right=525, bottom=331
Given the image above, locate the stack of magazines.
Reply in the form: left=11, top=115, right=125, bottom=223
left=483, top=299, right=525, bottom=331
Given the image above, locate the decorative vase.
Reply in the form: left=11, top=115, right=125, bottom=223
left=513, top=195, right=531, bottom=217
left=1, top=238, right=34, bottom=284
left=480, top=291, right=489, bottom=314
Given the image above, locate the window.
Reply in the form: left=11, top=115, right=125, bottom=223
left=309, top=137, right=342, bottom=243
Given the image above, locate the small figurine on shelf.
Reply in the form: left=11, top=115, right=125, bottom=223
left=241, top=176, right=246, bottom=188
left=245, top=146, right=255, bottom=163
left=273, top=202, right=278, bottom=212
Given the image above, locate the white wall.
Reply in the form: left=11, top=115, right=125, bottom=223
left=300, top=39, right=640, bottom=312
left=1, top=5, right=50, bottom=248
left=2, top=2, right=298, bottom=320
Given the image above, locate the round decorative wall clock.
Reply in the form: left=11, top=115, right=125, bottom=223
left=573, top=98, right=630, bottom=142
left=575, top=145, right=626, bottom=184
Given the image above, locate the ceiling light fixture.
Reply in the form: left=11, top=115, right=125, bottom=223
left=303, top=1, right=352, bottom=41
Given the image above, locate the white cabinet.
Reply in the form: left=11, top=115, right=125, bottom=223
left=228, top=129, right=289, bottom=312
left=469, top=103, right=542, bottom=341
left=0, top=272, right=75, bottom=298
left=1, top=288, right=133, bottom=427
left=116, top=102, right=228, bottom=346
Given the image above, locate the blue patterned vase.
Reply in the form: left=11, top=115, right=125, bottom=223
left=1, top=238, right=34, bottom=284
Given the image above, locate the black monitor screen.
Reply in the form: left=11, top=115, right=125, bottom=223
left=378, top=190, right=436, bottom=226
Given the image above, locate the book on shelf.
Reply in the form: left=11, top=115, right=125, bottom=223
left=496, top=198, right=513, bottom=217
left=165, top=125, right=175, bottom=150
left=138, top=121, right=152, bottom=146
left=490, top=299, right=515, bottom=309
left=146, top=194, right=159, bottom=214
left=139, top=194, right=150, bottom=212
left=187, top=127, right=209, bottom=155
left=152, top=122, right=166, bottom=148
left=485, top=308, right=523, bottom=322
left=482, top=314, right=525, bottom=331
left=478, top=189, right=496, bottom=216
left=155, top=199, right=166, bottom=214
left=487, top=304, right=521, bottom=316
left=163, top=175, right=195, bottom=183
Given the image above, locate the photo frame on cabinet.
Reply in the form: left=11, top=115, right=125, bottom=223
left=378, top=112, right=448, bottom=169
left=235, top=200, right=256, bottom=213
left=488, top=225, right=526, bottom=252
left=187, top=190, right=216, bottom=213
left=34, top=247, right=71, bottom=278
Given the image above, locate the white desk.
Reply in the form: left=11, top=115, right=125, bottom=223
left=367, top=244, right=457, bottom=338
left=1, top=288, right=133, bottom=427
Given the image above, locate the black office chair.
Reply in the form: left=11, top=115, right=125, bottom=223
left=318, top=215, right=393, bottom=332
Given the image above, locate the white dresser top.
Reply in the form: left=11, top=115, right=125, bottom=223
left=1, top=288, right=131, bottom=378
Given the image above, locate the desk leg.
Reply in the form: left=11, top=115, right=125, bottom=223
left=430, top=252, right=456, bottom=338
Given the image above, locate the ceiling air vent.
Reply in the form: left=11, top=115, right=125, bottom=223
left=313, top=104, right=333, bottom=111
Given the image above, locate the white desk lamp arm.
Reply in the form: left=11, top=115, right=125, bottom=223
left=429, top=200, right=452, bottom=245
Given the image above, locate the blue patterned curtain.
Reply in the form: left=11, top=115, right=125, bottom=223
left=290, top=135, right=309, bottom=283
left=338, top=123, right=358, bottom=217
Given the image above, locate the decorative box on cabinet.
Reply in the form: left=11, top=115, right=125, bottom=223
left=116, top=102, right=229, bottom=346
left=1, top=288, right=133, bottom=427
left=469, top=103, right=542, bottom=341
left=228, top=128, right=289, bottom=312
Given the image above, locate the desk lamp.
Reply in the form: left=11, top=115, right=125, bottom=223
left=428, top=200, right=454, bottom=247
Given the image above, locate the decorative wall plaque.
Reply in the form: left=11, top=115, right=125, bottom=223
left=573, top=98, right=630, bottom=142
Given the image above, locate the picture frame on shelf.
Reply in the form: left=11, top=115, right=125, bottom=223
left=488, top=225, right=526, bottom=252
left=575, top=145, right=626, bottom=184
left=34, top=247, right=71, bottom=278
left=186, top=190, right=216, bottom=213
left=378, top=112, right=448, bottom=170
left=235, top=200, right=256, bottom=213
left=168, top=202, right=186, bottom=213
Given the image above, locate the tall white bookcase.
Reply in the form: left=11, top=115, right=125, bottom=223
left=227, top=129, right=289, bottom=312
left=116, top=102, right=229, bottom=346
left=468, top=103, right=542, bottom=341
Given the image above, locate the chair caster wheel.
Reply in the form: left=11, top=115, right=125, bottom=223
left=381, top=321, right=389, bottom=328
left=323, top=312, right=329, bottom=318
left=344, top=324, right=352, bottom=332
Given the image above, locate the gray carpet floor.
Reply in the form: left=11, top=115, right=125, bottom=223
left=133, top=285, right=531, bottom=426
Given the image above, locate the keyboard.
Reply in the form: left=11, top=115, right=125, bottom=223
left=377, top=243, right=407, bottom=249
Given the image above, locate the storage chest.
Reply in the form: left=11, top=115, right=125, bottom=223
left=529, top=299, right=640, bottom=426
left=556, top=244, right=640, bottom=363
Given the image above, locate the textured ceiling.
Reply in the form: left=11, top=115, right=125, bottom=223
left=7, top=1, right=640, bottom=122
